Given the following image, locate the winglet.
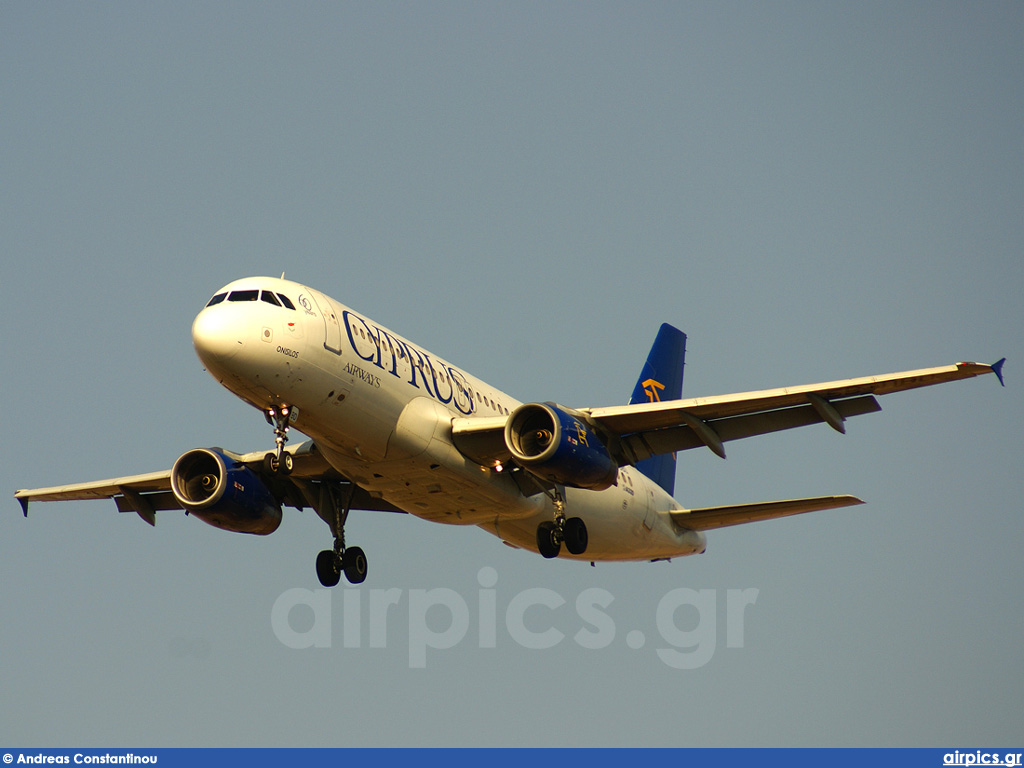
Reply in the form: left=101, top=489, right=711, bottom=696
left=991, top=358, right=1006, bottom=387
left=17, top=493, right=29, bottom=517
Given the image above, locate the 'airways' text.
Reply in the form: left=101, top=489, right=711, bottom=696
left=344, top=362, right=381, bottom=389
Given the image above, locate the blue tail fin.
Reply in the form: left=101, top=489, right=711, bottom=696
left=628, top=324, right=686, bottom=496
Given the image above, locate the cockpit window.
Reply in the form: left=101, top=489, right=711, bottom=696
left=209, top=289, right=295, bottom=309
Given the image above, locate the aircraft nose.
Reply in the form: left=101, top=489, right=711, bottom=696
left=192, top=307, right=244, bottom=366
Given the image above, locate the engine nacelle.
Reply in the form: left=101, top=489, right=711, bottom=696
left=504, top=402, right=619, bottom=490
left=171, top=448, right=282, bottom=535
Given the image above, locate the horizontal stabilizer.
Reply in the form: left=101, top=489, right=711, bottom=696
left=669, top=494, right=864, bottom=531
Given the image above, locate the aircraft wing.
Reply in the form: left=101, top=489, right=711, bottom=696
left=585, top=360, right=1004, bottom=462
left=452, top=360, right=1004, bottom=466
left=15, top=440, right=403, bottom=525
left=15, top=471, right=177, bottom=526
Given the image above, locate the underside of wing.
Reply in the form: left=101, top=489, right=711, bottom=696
left=15, top=472, right=173, bottom=505
left=15, top=471, right=176, bottom=526
left=669, top=494, right=865, bottom=531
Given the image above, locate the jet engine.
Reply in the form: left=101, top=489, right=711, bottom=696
left=170, top=448, right=282, bottom=535
left=504, top=402, right=618, bottom=490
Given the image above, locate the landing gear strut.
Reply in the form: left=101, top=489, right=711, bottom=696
left=263, top=406, right=294, bottom=475
left=314, top=482, right=368, bottom=586
left=535, top=493, right=588, bottom=559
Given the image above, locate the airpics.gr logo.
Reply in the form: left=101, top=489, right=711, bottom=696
left=270, top=568, right=760, bottom=670
left=642, top=378, right=665, bottom=402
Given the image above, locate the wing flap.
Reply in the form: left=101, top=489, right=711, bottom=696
left=670, top=495, right=864, bottom=531
left=113, top=491, right=182, bottom=514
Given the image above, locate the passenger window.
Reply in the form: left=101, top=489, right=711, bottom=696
left=276, top=294, right=296, bottom=310
left=261, top=291, right=282, bottom=307
left=228, top=290, right=259, bottom=302
left=206, top=293, right=227, bottom=307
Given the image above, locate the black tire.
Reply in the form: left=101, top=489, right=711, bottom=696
left=316, top=549, right=341, bottom=588
left=343, top=546, right=368, bottom=584
left=281, top=452, right=294, bottom=475
left=536, top=521, right=561, bottom=559
left=564, top=517, right=588, bottom=555
left=263, top=452, right=278, bottom=474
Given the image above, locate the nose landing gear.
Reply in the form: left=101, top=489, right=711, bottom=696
left=263, top=406, right=295, bottom=475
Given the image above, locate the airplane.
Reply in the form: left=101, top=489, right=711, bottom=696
left=15, top=276, right=1005, bottom=586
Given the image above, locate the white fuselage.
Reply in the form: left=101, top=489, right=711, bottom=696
left=191, top=277, right=706, bottom=562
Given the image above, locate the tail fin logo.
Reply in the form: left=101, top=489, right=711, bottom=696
left=642, top=378, right=665, bottom=403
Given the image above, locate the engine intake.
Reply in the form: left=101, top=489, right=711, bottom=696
left=505, top=402, right=618, bottom=490
left=171, top=448, right=282, bottom=535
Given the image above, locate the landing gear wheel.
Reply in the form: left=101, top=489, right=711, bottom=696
left=342, top=546, right=368, bottom=584
left=316, top=549, right=341, bottom=588
left=537, top=521, right=561, bottom=559
left=563, top=517, right=588, bottom=555
left=263, top=452, right=294, bottom=475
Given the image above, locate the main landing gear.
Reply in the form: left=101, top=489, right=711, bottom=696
left=316, top=546, right=367, bottom=587
left=536, top=494, right=588, bottom=559
left=263, top=406, right=294, bottom=475
left=314, top=483, right=368, bottom=586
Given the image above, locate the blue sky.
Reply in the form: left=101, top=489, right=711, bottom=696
left=2, top=2, right=1021, bottom=747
